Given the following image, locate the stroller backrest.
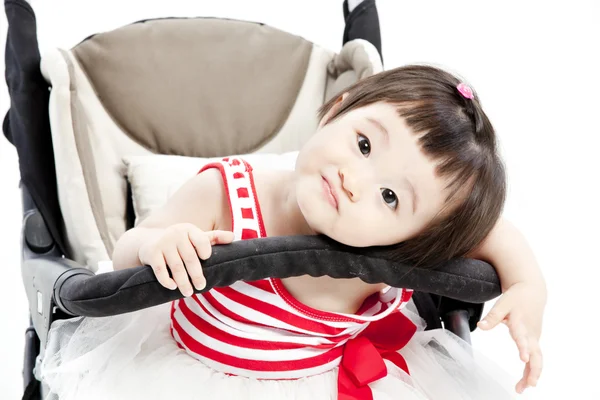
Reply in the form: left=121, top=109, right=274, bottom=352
left=40, top=17, right=382, bottom=270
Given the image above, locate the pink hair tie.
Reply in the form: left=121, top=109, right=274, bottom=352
left=457, top=83, right=474, bottom=99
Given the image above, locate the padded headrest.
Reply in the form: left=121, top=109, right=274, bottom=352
left=40, top=17, right=383, bottom=269
left=71, top=18, right=314, bottom=158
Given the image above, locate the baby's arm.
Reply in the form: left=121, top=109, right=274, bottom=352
left=112, top=169, right=233, bottom=295
left=468, top=218, right=546, bottom=294
left=468, top=217, right=546, bottom=392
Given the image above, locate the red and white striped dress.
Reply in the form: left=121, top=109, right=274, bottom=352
left=41, top=156, right=516, bottom=400
left=170, top=157, right=417, bottom=398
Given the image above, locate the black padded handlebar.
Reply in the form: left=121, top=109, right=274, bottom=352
left=51, top=235, right=501, bottom=317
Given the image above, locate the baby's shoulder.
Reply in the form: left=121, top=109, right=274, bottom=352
left=193, top=167, right=232, bottom=231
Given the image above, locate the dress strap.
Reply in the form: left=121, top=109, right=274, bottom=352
left=199, top=157, right=267, bottom=241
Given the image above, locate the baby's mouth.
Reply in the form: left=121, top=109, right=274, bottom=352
left=322, top=176, right=338, bottom=210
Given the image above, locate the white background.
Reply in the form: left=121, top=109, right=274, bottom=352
left=1, top=0, right=599, bottom=399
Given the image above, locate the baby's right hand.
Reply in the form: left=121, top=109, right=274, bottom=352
left=138, top=223, right=235, bottom=297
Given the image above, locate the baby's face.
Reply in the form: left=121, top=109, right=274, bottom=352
left=294, top=101, right=450, bottom=247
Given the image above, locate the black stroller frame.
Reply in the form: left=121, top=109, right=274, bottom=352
left=4, top=1, right=499, bottom=399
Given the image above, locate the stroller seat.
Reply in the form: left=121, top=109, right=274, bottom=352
left=40, top=16, right=383, bottom=271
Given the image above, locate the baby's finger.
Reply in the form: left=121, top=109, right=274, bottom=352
left=526, top=343, right=543, bottom=387
left=189, top=230, right=213, bottom=260
left=516, top=363, right=531, bottom=394
left=148, top=252, right=177, bottom=290
left=177, top=239, right=205, bottom=291
left=516, top=335, right=530, bottom=363
left=507, top=320, right=530, bottom=363
left=478, top=295, right=512, bottom=330
left=163, top=247, right=193, bottom=297
left=207, top=230, right=236, bottom=245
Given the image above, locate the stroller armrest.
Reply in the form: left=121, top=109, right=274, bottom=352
left=50, top=235, right=500, bottom=318
left=21, top=256, right=94, bottom=346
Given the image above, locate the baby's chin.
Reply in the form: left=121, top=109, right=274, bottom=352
left=313, top=222, right=407, bottom=249
left=309, top=223, right=378, bottom=248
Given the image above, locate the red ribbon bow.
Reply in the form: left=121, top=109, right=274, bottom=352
left=337, top=310, right=418, bottom=400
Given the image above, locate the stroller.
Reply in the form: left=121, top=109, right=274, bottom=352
left=3, top=1, right=502, bottom=398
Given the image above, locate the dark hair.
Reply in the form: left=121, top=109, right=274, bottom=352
left=318, top=65, right=506, bottom=268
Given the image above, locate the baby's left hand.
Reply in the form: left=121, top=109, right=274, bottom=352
left=477, top=282, right=546, bottom=394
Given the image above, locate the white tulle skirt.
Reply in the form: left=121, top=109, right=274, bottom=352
left=39, top=301, right=516, bottom=400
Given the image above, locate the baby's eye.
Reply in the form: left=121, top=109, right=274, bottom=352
left=357, top=134, right=371, bottom=156
left=380, top=188, right=398, bottom=210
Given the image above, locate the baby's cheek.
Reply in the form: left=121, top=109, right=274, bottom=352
left=365, top=217, right=407, bottom=246
left=333, top=219, right=381, bottom=247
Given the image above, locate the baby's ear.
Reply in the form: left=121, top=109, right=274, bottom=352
left=318, top=92, right=349, bottom=128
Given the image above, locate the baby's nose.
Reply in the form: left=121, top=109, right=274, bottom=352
left=339, top=168, right=361, bottom=202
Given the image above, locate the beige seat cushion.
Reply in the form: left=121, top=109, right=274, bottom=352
left=124, top=152, right=299, bottom=227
